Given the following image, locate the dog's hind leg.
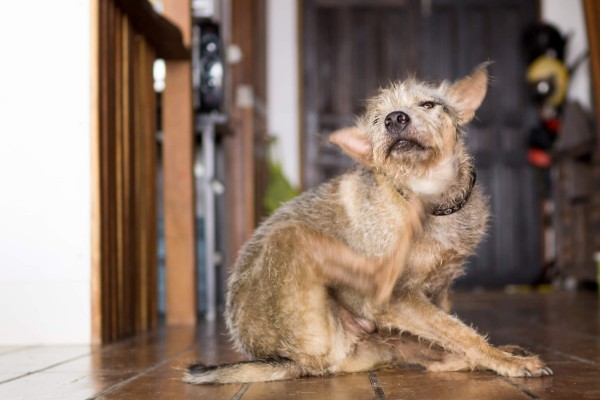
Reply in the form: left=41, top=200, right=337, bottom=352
left=331, top=334, right=470, bottom=374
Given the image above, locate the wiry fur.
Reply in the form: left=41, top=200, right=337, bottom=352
left=184, top=64, right=552, bottom=385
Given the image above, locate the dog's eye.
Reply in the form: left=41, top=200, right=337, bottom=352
left=420, top=101, right=436, bottom=109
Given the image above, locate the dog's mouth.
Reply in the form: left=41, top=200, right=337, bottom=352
left=387, top=137, right=428, bottom=157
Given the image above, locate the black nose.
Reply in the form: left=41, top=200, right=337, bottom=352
left=384, top=111, right=410, bottom=131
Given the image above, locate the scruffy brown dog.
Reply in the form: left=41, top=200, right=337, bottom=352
left=185, top=64, right=552, bottom=384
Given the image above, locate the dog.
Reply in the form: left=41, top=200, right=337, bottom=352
left=184, top=63, right=552, bottom=384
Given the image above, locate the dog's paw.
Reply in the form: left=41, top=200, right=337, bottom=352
left=491, top=353, right=553, bottom=378
left=401, top=191, right=425, bottom=234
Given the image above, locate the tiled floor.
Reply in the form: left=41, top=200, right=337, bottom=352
left=1, top=291, right=599, bottom=399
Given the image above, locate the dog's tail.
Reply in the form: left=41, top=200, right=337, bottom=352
left=183, top=357, right=305, bottom=384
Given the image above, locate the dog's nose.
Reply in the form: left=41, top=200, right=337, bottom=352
left=384, top=111, right=410, bottom=131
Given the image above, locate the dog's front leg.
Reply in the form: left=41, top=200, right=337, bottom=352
left=376, top=292, right=552, bottom=377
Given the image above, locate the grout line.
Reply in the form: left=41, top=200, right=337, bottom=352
left=86, top=346, right=196, bottom=399
left=230, top=382, right=250, bottom=400
left=0, top=352, right=95, bottom=386
left=0, top=333, right=156, bottom=387
left=499, top=377, right=541, bottom=400
left=368, top=371, right=386, bottom=400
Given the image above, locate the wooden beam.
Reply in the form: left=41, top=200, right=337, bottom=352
left=162, top=0, right=197, bottom=326
left=112, top=0, right=189, bottom=59
left=584, top=0, right=600, bottom=146
left=225, top=0, right=257, bottom=264
left=91, top=0, right=102, bottom=344
left=583, top=0, right=600, bottom=256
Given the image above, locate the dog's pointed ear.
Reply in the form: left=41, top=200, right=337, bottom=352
left=330, top=126, right=373, bottom=166
left=447, top=62, right=490, bottom=125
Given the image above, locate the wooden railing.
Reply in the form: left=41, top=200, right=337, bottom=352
left=91, top=0, right=188, bottom=343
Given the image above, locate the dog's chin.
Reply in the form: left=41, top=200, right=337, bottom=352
left=388, top=138, right=429, bottom=159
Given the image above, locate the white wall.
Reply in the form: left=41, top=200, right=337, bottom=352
left=267, top=0, right=300, bottom=188
left=0, top=0, right=92, bottom=344
left=542, top=0, right=591, bottom=110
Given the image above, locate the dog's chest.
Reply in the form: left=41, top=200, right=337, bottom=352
left=409, top=195, right=488, bottom=287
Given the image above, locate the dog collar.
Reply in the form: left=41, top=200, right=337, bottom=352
left=395, top=167, right=476, bottom=216
left=429, top=168, right=476, bottom=216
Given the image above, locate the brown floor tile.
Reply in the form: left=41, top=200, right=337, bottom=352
left=0, top=291, right=598, bottom=399
left=377, top=367, right=532, bottom=400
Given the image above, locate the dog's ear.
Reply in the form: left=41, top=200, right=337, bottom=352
left=447, top=62, right=490, bottom=125
left=330, top=126, right=373, bottom=166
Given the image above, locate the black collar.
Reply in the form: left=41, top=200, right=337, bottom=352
left=429, top=168, right=476, bottom=216
left=396, top=167, right=477, bottom=216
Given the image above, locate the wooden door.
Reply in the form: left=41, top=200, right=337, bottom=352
left=301, top=0, right=540, bottom=286
left=302, top=0, right=421, bottom=187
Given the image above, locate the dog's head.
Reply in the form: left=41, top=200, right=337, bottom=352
left=331, top=63, right=489, bottom=196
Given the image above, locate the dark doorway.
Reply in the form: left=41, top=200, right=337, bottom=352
left=301, top=0, right=540, bottom=286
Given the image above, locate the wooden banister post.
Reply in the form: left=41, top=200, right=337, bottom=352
left=162, top=0, right=197, bottom=326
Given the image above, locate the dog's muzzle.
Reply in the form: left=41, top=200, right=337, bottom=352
left=384, top=111, right=427, bottom=156
left=384, top=111, right=410, bottom=132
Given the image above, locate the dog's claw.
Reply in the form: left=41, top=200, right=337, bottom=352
left=541, top=367, right=553, bottom=376
left=523, top=369, right=533, bottom=377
